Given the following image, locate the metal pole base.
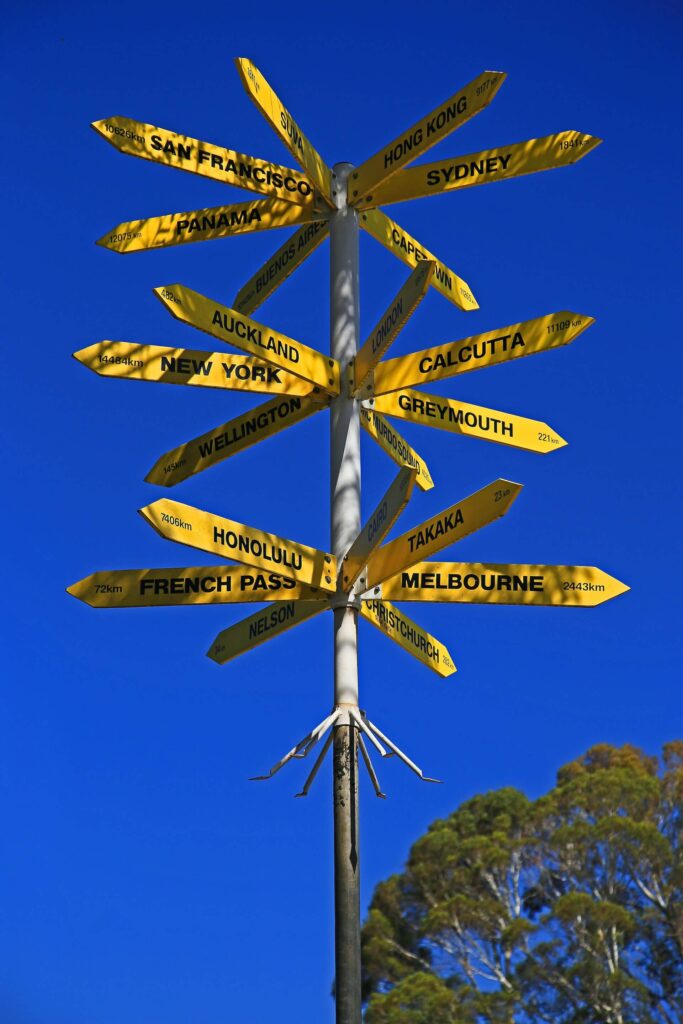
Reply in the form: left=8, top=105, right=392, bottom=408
left=249, top=707, right=441, bottom=797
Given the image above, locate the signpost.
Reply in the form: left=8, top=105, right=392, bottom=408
left=366, top=390, right=567, bottom=454
left=139, top=498, right=337, bottom=592
left=91, top=116, right=321, bottom=207
left=153, top=283, right=340, bottom=394
left=364, top=479, right=522, bottom=589
left=233, top=221, right=330, bottom=315
left=145, top=393, right=327, bottom=486
left=342, top=468, right=417, bottom=589
left=359, top=207, right=479, bottom=310
left=356, top=130, right=602, bottom=208
left=207, top=601, right=326, bottom=665
left=364, top=311, right=594, bottom=396
left=72, top=60, right=626, bottom=1024
left=352, top=261, right=435, bottom=394
left=98, top=198, right=326, bottom=253
left=360, top=599, right=456, bottom=677
left=68, top=566, right=328, bottom=607
left=360, top=407, right=435, bottom=491
left=347, top=70, right=506, bottom=204
left=373, top=562, right=630, bottom=607
left=74, top=342, right=317, bottom=397
left=235, top=58, right=335, bottom=205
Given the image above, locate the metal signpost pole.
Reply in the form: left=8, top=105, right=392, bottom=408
left=76, top=61, right=626, bottom=1024
left=329, top=162, right=362, bottom=1024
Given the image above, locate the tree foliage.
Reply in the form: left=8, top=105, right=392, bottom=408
left=362, top=742, right=683, bottom=1023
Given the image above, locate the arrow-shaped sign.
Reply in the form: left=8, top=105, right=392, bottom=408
left=352, top=262, right=434, bottom=395
left=358, top=131, right=602, bottom=208
left=139, top=498, right=337, bottom=592
left=359, top=208, right=478, bottom=311
left=235, top=58, right=335, bottom=206
left=73, top=342, right=317, bottom=397
left=368, top=311, right=594, bottom=396
left=145, top=393, right=327, bottom=487
left=91, top=116, right=320, bottom=207
left=371, top=562, right=630, bottom=607
left=347, top=70, right=506, bottom=205
left=361, top=407, right=434, bottom=492
left=154, top=283, right=340, bottom=395
left=67, top=566, right=328, bottom=607
left=208, top=601, right=327, bottom=665
left=342, top=468, right=417, bottom=590
left=365, top=479, right=522, bottom=589
left=97, top=198, right=326, bottom=253
left=233, top=221, right=330, bottom=315
left=366, top=390, right=567, bottom=455
left=360, top=599, right=456, bottom=677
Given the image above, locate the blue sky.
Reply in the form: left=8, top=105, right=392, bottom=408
left=2, top=1, right=681, bottom=1021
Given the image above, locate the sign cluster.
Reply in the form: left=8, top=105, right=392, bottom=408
left=70, top=60, right=627, bottom=682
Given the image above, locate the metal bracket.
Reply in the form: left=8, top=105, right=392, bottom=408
left=346, top=358, right=356, bottom=399
left=328, top=573, right=365, bottom=611
left=250, top=705, right=441, bottom=796
left=359, top=581, right=382, bottom=601
left=340, top=561, right=368, bottom=597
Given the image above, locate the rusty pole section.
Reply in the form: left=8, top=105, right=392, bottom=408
left=329, top=162, right=362, bottom=1024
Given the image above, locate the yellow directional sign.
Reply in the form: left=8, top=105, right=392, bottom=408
left=365, top=478, right=522, bottom=589
left=367, top=390, right=567, bottom=455
left=233, top=221, right=330, bottom=315
left=154, top=284, right=340, bottom=395
left=370, top=312, right=594, bottom=396
left=207, top=601, right=326, bottom=665
left=359, top=131, right=603, bottom=208
left=91, top=116, right=320, bottom=207
left=67, top=566, right=329, bottom=608
left=145, top=393, right=327, bottom=487
left=361, top=407, right=434, bottom=492
left=97, top=198, right=326, bottom=254
left=347, top=70, right=506, bottom=205
left=139, top=498, right=338, bottom=593
left=353, top=262, right=435, bottom=395
left=73, top=342, right=316, bottom=397
left=360, top=599, right=456, bottom=677
left=373, top=562, right=630, bottom=608
left=342, top=468, right=417, bottom=589
left=359, top=208, right=478, bottom=311
left=235, top=58, right=334, bottom=206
